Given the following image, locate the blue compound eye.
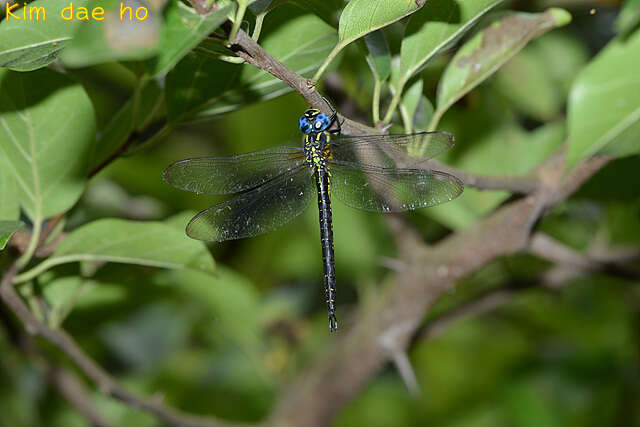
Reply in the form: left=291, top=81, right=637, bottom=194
left=299, top=116, right=312, bottom=134
left=314, top=113, right=331, bottom=131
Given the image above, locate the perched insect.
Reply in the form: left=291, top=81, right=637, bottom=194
left=163, top=101, right=463, bottom=331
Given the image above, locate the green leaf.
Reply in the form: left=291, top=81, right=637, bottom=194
left=0, top=0, right=89, bottom=71
left=567, top=29, right=640, bottom=167
left=60, top=0, right=161, bottom=67
left=0, top=155, right=19, bottom=220
left=249, top=0, right=275, bottom=14
left=91, top=78, right=164, bottom=170
left=437, top=8, right=571, bottom=117
left=530, top=31, right=589, bottom=96
left=251, top=0, right=342, bottom=26
left=15, top=218, right=215, bottom=282
left=492, top=45, right=563, bottom=122
left=0, top=68, right=95, bottom=220
left=158, top=267, right=261, bottom=347
left=0, top=220, right=22, bottom=250
left=399, top=79, right=434, bottom=133
left=166, top=13, right=337, bottom=122
left=315, top=0, right=423, bottom=80
left=149, top=2, right=234, bottom=76
left=338, top=0, right=422, bottom=49
left=364, top=30, right=391, bottom=81
left=616, top=0, right=640, bottom=37
left=40, top=274, right=129, bottom=325
left=397, top=0, right=502, bottom=89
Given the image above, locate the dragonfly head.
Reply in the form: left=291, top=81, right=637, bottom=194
left=299, top=109, right=331, bottom=134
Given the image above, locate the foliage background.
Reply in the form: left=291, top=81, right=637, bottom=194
left=0, top=0, right=639, bottom=426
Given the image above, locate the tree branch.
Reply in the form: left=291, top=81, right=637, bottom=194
left=0, top=305, right=110, bottom=427
left=530, top=232, right=640, bottom=282
left=48, top=365, right=112, bottom=427
left=0, top=265, right=253, bottom=427
left=419, top=231, right=640, bottom=340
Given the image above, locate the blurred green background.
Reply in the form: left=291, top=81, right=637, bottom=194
left=1, top=0, right=639, bottom=426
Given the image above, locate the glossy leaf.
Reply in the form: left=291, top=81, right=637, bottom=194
left=249, top=0, right=275, bottom=14
left=364, top=30, right=391, bottom=81
left=568, top=29, right=640, bottom=166
left=0, top=220, right=22, bottom=250
left=531, top=31, right=589, bottom=96
left=250, top=0, right=343, bottom=26
left=159, top=267, right=261, bottom=347
left=616, top=0, right=640, bottom=36
left=437, top=9, right=571, bottom=116
left=338, top=0, right=422, bottom=49
left=0, top=0, right=88, bottom=71
left=0, top=69, right=95, bottom=220
left=166, top=13, right=337, bottom=122
left=39, top=274, right=105, bottom=327
left=91, top=78, right=164, bottom=170
left=60, top=0, right=161, bottom=67
left=38, top=218, right=215, bottom=275
left=397, top=0, right=502, bottom=89
left=492, top=46, right=563, bottom=122
left=0, top=155, right=19, bottom=220
left=149, top=2, right=233, bottom=76
left=399, top=79, right=434, bottom=133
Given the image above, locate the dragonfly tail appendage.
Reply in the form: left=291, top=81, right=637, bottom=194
left=329, top=313, right=338, bottom=332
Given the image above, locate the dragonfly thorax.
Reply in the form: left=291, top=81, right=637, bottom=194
left=303, top=131, right=332, bottom=169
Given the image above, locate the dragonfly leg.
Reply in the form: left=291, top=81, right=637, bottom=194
left=320, top=93, right=342, bottom=134
left=328, top=117, right=345, bottom=135
left=321, top=93, right=337, bottom=116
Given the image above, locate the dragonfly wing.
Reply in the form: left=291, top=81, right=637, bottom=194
left=329, top=160, right=463, bottom=213
left=328, top=132, right=454, bottom=168
left=163, top=147, right=305, bottom=195
left=187, top=166, right=315, bottom=241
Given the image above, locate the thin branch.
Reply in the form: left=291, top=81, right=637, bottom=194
left=427, top=159, right=540, bottom=194
left=422, top=288, right=519, bottom=340
left=530, top=232, right=640, bottom=281
left=88, top=130, right=141, bottom=178
left=48, top=366, right=112, bottom=427
left=379, top=321, right=421, bottom=396
left=0, top=265, right=253, bottom=427
left=420, top=232, right=640, bottom=340
left=0, top=306, right=111, bottom=427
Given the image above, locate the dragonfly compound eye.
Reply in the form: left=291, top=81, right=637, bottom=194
left=314, top=113, right=330, bottom=131
left=298, top=116, right=312, bottom=133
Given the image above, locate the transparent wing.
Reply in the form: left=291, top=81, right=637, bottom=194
left=163, top=147, right=305, bottom=195
left=328, top=132, right=454, bottom=168
left=186, top=166, right=315, bottom=241
left=329, top=160, right=463, bottom=213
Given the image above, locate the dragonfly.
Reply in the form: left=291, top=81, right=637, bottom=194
left=163, top=102, right=463, bottom=332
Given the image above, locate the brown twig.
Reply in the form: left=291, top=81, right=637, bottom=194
left=419, top=232, right=640, bottom=340
left=530, top=232, right=640, bottom=282
left=0, top=264, right=252, bottom=427
left=0, top=305, right=110, bottom=427
left=48, top=366, right=112, bottom=427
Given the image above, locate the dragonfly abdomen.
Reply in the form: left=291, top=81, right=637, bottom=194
left=315, top=167, right=337, bottom=332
